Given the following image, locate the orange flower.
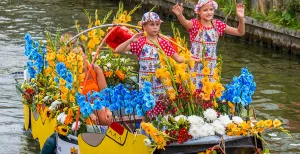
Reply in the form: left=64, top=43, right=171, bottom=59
left=64, top=109, right=74, bottom=125
left=86, top=118, right=92, bottom=125
left=104, top=71, right=113, bottom=77
left=116, top=70, right=125, bottom=80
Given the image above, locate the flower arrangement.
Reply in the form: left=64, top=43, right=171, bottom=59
left=154, top=24, right=225, bottom=117
left=76, top=81, right=155, bottom=118
left=220, top=67, right=256, bottom=117
left=141, top=122, right=169, bottom=152
left=95, top=51, right=138, bottom=87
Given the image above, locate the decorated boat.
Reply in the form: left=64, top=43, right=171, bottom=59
left=15, top=2, right=290, bottom=154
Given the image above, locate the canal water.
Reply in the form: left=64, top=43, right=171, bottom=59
left=0, top=0, right=299, bottom=153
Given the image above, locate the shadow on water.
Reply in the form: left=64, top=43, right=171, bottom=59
left=0, top=0, right=299, bottom=153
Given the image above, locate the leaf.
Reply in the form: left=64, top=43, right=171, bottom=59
left=212, top=150, right=217, bottom=154
left=263, top=148, right=270, bottom=154
left=158, top=114, right=162, bottom=121
left=158, top=123, right=164, bottom=130
left=152, top=120, right=158, bottom=127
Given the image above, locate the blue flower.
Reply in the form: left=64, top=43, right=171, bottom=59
left=125, top=107, right=133, bottom=114
left=66, top=82, right=72, bottom=90
left=142, top=86, right=151, bottom=94
left=137, top=109, right=144, bottom=116
left=146, top=100, right=155, bottom=109
left=80, top=105, right=93, bottom=117
left=144, top=81, right=152, bottom=87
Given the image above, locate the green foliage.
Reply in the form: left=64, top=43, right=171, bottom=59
left=215, top=0, right=300, bottom=29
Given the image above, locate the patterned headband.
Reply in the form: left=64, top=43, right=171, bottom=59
left=140, top=12, right=163, bottom=25
left=194, top=0, right=218, bottom=13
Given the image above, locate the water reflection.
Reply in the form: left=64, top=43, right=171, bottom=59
left=0, top=0, right=299, bottom=153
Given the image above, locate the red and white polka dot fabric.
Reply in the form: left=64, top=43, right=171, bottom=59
left=130, top=36, right=175, bottom=58
left=188, top=18, right=226, bottom=42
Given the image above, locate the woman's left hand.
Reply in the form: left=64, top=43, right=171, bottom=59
left=236, top=3, right=245, bottom=19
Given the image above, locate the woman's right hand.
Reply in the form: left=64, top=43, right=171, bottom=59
left=130, top=32, right=143, bottom=43
left=172, top=3, right=184, bottom=16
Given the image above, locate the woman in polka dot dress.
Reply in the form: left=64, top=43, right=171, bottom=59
left=115, top=12, right=184, bottom=108
left=173, top=0, right=245, bottom=91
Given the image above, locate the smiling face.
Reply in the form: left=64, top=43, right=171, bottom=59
left=143, top=21, right=161, bottom=36
left=198, top=3, right=215, bottom=21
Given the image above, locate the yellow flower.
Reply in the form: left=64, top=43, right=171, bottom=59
left=202, top=67, right=210, bottom=76
left=164, top=78, right=172, bottom=87
left=228, top=102, right=235, bottom=109
left=44, top=67, right=53, bottom=75
left=98, top=29, right=105, bottom=37
left=125, top=15, right=131, bottom=23
left=189, top=60, right=195, bottom=68
left=264, top=119, right=273, bottom=128
left=57, top=54, right=66, bottom=62
left=155, top=68, right=165, bottom=78
left=256, top=120, right=265, bottom=127
left=95, top=19, right=101, bottom=26
left=192, top=72, right=197, bottom=78
left=80, top=35, right=88, bottom=42
left=69, top=94, right=75, bottom=103
left=57, top=125, right=69, bottom=136
left=201, top=77, right=210, bottom=83
left=113, top=54, right=120, bottom=58
left=46, top=52, right=56, bottom=61
left=59, top=78, right=67, bottom=86
left=88, top=39, right=96, bottom=49
left=88, top=30, right=96, bottom=38
left=61, top=93, right=68, bottom=102
left=215, top=90, right=222, bottom=98
left=48, top=61, right=56, bottom=67
left=42, top=107, right=53, bottom=120
left=119, top=14, right=126, bottom=22
left=273, top=119, right=282, bottom=128
left=78, top=73, right=85, bottom=82
left=169, top=93, right=176, bottom=100
left=53, top=120, right=59, bottom=132
left=70, top=147, right=78, bottom=154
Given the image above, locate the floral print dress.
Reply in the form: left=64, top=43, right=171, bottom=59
left=188, top=19, right=226, bottom=91
left=130, top=36, right=175, bottom=102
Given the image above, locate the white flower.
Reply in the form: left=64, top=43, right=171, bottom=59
left=143, top=138, right=151, bottom=147
left=72, top=121, right=81, bottom=131
left=205, top=123, right=216, bottom=136
left=188, top=115, right=204, bottom=126
left=232, top=116, right=244, bottom=124
left=120, top=58, right=126, bottom=63
left=163, top=114, right=172, bottom=120
left=199, top=123, right=215, bottom=137
left=101, top=56, right=106, bottom=59
left=49, top=100, right=62, bottom=110
left=212, top=120, right=226, bottom=135
left=174, top=115, right=187, bottom=122
left=106, top=63, right=112, bottom=68
left=189, top=125, right=201, bottom=139
left=203, top=108, right=218, bottom=121
left=218, top=115, right=232, bottom=127
left=43, top=96, right=50, bottom=102
left=57, top=112, right=67, bottom=124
